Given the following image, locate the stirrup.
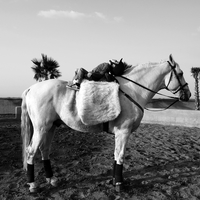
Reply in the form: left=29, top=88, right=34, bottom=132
left=66, top=83, right=80, bottom=90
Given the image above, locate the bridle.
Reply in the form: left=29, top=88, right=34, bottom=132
left=165, top=61, right=188, bottom=94
left=118, top=61, right=188, bottom=112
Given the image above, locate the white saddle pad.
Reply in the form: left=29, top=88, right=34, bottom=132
left=76, top=80, right=121, bottom=125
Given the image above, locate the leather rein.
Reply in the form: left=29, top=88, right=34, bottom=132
left=118, top=61, right=188, bottom=112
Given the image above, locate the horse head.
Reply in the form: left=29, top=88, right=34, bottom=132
left=165, top=54, right=191, bottom=101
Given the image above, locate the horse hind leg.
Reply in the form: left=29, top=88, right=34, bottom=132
left=26, top=121, right=55, bottom=193
left=113, top=130, right=130, bottom=192
left=39, top=125, right=58, bottom=187
left=26, top=128, right=46, bottom=193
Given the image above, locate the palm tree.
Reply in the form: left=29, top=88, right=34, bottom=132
left=191, top=67, right=200, bottom=110
left=31, top=59, right=44, bottom=82
left=31, top=54, right=61, bottom=82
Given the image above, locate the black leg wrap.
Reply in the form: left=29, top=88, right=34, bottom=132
left=112, top=161, right=117, bottom=178
left=27, top=164, right=34, bottom=183
left=43, top=160, right=53, bottom=178
left=112, top=161, right=117, bottom=185
left=115, top=164, right=123, bottom=183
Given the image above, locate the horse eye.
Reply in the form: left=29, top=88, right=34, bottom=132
left=179, top=72, right=183, bottom=77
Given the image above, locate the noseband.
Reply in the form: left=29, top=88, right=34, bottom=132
left=166, top=61, right=188, bottom=94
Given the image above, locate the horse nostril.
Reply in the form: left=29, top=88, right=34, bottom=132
left=180, top=94, right=189, bottom=102
left=179, top=89, right=191, bottom=102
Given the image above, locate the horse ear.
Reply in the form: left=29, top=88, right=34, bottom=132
left=169, top=54, right=175, bottom=66
left=109, top=60, right=113, bottom=64
left=119, top=58, right=123, bottom=63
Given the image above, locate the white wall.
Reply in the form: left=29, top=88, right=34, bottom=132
left=142, top=109, right=200, bottom=128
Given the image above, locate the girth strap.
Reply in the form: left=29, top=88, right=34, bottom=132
left=112, top=76, right=144, bottom=113
left=103, top=122, right=109, bottom=132
left=119, top=88, right=144, bottom=113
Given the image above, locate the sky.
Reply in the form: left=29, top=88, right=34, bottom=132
left=0, top=0, right=200, bottom=98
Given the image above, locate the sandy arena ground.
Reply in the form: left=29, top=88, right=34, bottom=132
left=1, top=120, right=200, bottom=200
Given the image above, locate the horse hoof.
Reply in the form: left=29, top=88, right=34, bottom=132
left=46, top=177, right=59, bottom=187
left=112, top=178, right=116, bottom=186
left=115, top=182, right=124, bottom=192
left=29, top=187, right=38, bottom=193
left=27, top=182, right=38, bottom=193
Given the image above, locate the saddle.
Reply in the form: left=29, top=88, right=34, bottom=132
left=76, top=80, right=121, bottom=125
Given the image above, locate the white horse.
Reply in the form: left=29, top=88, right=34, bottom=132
left=21, top=55, right=191, bottom=192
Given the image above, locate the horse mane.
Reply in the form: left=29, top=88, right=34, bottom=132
left=122, top=59, right=168, bottom=75
left=122, top=61, right=133, bottom=72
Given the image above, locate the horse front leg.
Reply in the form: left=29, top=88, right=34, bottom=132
left=39, top=125, right=58, bottom=187
left=113, top=130, right=130, bottom=192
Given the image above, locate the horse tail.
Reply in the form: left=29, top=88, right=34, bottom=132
left=21, top=89, right=33, bottom=170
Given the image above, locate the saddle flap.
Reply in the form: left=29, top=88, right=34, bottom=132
left=76, top=80, right=121, bottom=125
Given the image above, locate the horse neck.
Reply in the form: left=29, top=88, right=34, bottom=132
left=123, top=62, right=171, bottom=107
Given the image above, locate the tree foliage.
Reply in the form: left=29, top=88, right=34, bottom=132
left=31, top=54, right=61, bottom=82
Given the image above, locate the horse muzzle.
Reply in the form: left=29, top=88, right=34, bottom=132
left=179, top=89, right=191, bottom=101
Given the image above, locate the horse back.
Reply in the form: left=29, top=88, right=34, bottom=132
left=23, top=79, right=103, bottom=133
